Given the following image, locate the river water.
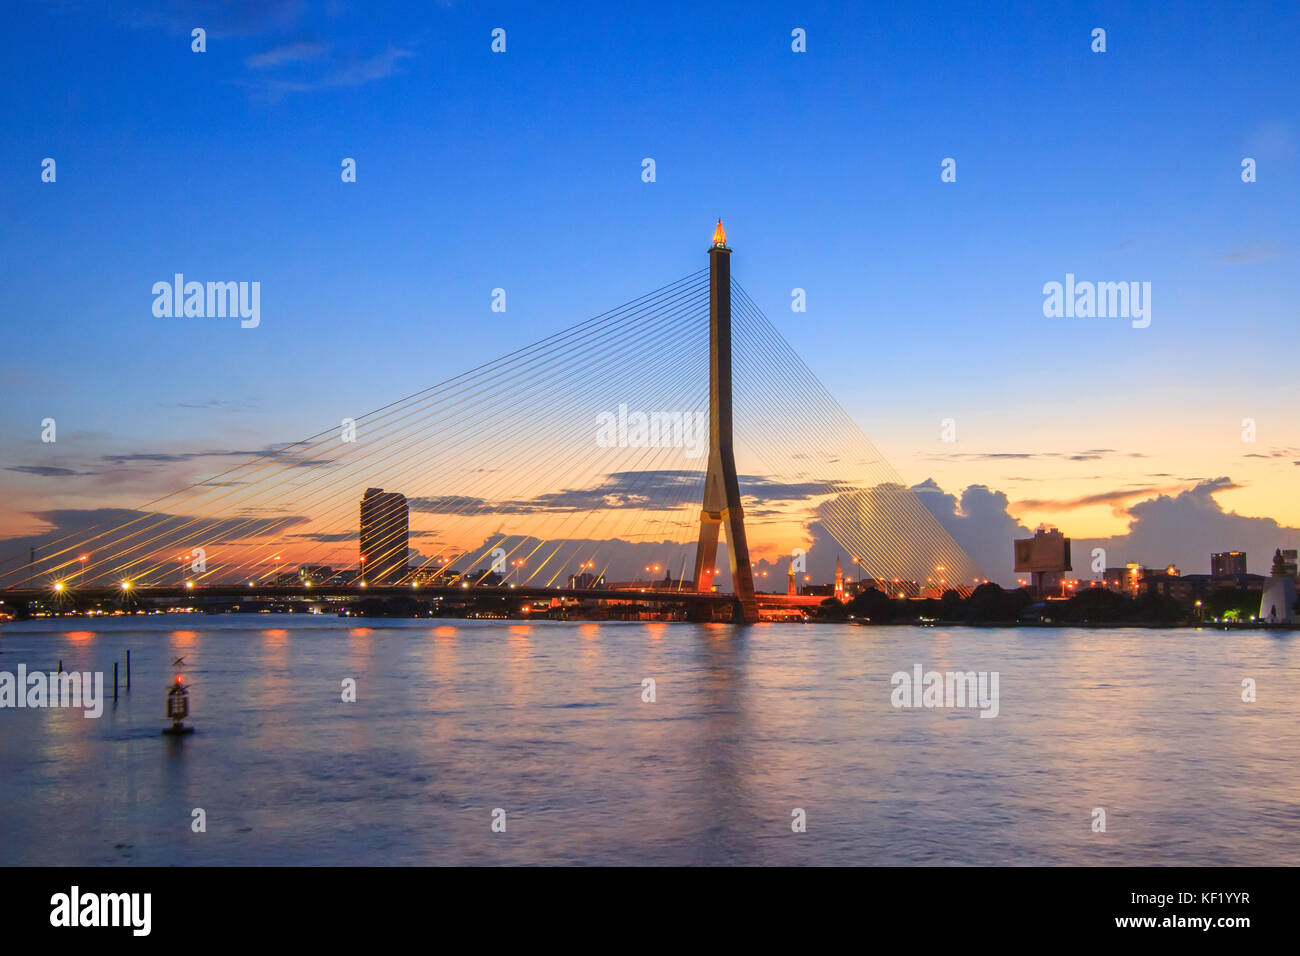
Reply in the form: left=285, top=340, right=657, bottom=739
left=1, top=615, right=1296, bottom=865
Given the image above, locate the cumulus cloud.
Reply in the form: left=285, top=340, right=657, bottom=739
left=918, top=476, right=1299, bottom=582
left=912, top=480, right=1032, bottom=584
left=1073, top=479, right=1300, bottom=575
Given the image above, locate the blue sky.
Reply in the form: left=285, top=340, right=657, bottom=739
left=2, top=0, right=1298, bottom=574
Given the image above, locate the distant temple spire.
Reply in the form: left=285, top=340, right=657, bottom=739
left=834, top=556, right=844, bottom=601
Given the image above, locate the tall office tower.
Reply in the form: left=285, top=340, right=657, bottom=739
left=359, top=487, right=409, bottom=584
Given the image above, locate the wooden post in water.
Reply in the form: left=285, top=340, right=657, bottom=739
left=58, top=659, right=62, bottom=673
left=114, top=662, right=119, bottom=700
left=126, top=650, right=131, bottom=690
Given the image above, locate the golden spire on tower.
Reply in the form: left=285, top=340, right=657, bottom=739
left=712, top=219, right=727, bottom=247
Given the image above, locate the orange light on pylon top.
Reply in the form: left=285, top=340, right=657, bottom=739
left=712, top=219, right=727, bottom=247
left=175, top=675, right=184, bottom=684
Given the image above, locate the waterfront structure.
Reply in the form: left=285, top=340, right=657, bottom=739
left=1260, top=549, right=1298, bottom=623
left=359, top=488, right=409, bottom=584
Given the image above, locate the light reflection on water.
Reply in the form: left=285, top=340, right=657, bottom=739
left=0, top=615, right=1297, bottom=865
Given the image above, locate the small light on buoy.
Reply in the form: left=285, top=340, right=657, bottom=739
left=163, top=672, right=193, bottom=735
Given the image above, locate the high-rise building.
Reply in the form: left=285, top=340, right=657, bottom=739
left=1211, top=551, right=1247, bottom=577
left=359, top=487, right=409, bottom=584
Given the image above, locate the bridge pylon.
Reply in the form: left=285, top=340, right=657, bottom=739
left=691, top=221, right=759, bottom=624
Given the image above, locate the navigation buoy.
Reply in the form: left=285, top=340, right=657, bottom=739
left=162, top=673, right=194, bottom=736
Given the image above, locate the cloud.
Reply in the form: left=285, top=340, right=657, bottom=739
left=96, top=445, right=335, bottom=469
left=245, top=45, right=414, bottom=100
left=289, top=530, right=355, bottom=542
left=919, top=449, right=1145, bottom=463
left=403, top=533, right=701, bottom=587
left=162, top=399, right=260, bottom=411
left=409, top=471, right=704, bottom=516
left=921, top=477, right=1299, bottom=583
left=408, top=470, right=858, bottom=517
left=123, top=0, right=308, bottom=39
left=1216, top=241, right=1283, bottom=265
left=246, top=40, right=328, bottom=69
left=1072, top=479, right=1298, bottom=574
left=5, top=465, right=98, bottom=478
left=1013, top=482, right=1210, bottom=512
left=913, top=480, right=1032, bottom=584
left=1240, top=446, right=1300, bottom=460
left=118, top=3, right=414, bottom=100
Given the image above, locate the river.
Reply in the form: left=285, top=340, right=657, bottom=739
left=1, top=615, right=1296, bottom=865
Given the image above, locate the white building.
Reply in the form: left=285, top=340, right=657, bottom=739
left=1259, top=576, right=1297, bottom=623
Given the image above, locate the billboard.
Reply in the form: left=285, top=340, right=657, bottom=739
left=1014, top=530, right=1072, bottom=572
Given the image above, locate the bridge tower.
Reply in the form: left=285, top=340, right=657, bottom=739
left=692, top=220, right=759, bottom=624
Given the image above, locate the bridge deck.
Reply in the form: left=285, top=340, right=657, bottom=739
left=1, top=584, right=823, bottom=607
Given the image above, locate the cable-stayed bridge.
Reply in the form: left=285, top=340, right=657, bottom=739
left=1, top=223, right=979, bottom=623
